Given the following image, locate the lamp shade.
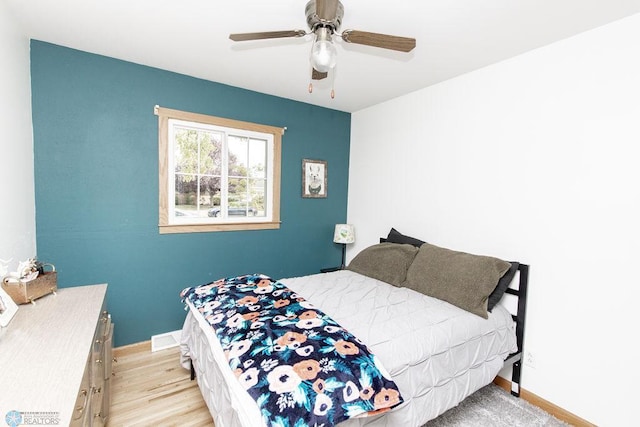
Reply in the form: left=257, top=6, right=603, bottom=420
left=333, top=224, right=355, bottom=244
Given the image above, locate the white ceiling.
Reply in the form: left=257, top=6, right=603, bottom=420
left=5, top=0, right=640, bottom=112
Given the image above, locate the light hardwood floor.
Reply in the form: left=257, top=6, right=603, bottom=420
left=110, top=342, right=213, bottom=426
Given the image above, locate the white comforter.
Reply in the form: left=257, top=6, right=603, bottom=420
left=180, top=270, right=517, bottom=427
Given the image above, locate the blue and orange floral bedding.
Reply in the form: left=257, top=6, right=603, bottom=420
left=181, top=273, right=403, bottom=427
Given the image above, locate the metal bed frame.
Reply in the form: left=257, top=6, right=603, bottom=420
left=502, top=263, right=529, bottom=397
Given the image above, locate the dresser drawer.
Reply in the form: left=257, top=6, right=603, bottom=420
left=70, top=354, right=92, bottom=427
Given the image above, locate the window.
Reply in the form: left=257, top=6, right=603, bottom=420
left=155, top=106, right=283, bottom=233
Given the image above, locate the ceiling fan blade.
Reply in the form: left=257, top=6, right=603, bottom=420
left=341, top=29, right=416, bottom=52
left=315, top=0, right=339, bottom=22
left=312, top=68, right=328, bottom=80
left=229, top=30, right=306, bottom=42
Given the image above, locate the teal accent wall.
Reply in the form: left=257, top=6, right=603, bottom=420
left=31, top=41, right=351, bottom=347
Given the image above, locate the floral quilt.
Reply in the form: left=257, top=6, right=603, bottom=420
left=181, top=273, right=403, bottom=427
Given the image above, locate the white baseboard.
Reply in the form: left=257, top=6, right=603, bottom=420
left=151, top=329, right=181, bottom=352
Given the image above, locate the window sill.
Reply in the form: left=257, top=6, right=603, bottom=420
left=159, top=221, right=281, bottom=234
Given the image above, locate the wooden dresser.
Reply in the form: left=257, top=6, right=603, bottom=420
left=0, top=284, right=112, bottom=426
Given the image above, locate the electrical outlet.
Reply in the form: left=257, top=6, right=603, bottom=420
left=524, top=351, right=536, bottom=369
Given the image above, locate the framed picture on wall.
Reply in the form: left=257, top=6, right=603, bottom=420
left=302, top=159, right=327, bottom=198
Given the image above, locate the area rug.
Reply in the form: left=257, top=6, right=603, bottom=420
left=424, top=384, right=570, bottom=426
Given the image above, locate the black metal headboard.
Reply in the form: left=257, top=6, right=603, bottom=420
left=503, top=263, right=529, bottom=397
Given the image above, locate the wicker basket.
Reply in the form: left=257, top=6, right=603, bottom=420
left=2, top=270, right=58, bottom=305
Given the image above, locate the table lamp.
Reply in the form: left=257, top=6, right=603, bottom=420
left=333, top=224, right=355, bottom=269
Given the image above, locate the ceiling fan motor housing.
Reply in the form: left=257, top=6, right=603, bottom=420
left=306, top=0, right=344, bottom=33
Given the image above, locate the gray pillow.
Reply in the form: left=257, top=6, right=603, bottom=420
left=487, top=261, right=520, bottom=312
left=404, top=243, right=511, bottom=318
left=347, top=243, right=419, bottom=286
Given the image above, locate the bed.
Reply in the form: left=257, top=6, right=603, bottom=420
left=180, top=231, right=529, bottom=427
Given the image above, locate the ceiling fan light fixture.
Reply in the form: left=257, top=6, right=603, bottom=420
left=229, top=0, right=416, bottom=97
left=310, top=27, right=337, bottom=73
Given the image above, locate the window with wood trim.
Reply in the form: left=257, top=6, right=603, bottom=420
left=155, top=106, right=282, bottom=234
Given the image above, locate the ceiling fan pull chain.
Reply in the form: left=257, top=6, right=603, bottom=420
left=331, top=67, right=337, bottom=99
left=308, top=40, right=315, bottom=94
left=330, top=68, right=336, bottom=99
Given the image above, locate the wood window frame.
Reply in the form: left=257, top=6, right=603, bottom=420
left=155, top=106, right=283, bottom=234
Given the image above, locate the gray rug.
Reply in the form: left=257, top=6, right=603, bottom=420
left=423, top=384, right=570, bottom=426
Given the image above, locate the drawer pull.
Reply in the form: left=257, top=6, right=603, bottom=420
left=74, top=388, right=91, bottom=420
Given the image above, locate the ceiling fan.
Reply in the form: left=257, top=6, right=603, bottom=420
left=229, top=0, right=416, bottom=97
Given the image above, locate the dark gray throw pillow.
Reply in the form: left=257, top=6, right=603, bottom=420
left=404, top=243, right=511, bottom=318
left=386, top=228, right=426, bottom=247
left=487, top=262, right=520, bottom=312
left=347, top=243, right=419, bottom=286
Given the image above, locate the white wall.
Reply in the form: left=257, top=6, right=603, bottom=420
left=349, top=13, right=639, bottom=426
left=0, top=4, right=36, bottom=271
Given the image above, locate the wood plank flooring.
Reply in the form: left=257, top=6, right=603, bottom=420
left=109, top=342, right=213, bottom=426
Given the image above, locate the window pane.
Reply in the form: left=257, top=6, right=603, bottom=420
left=228, top=135, right=248, bottom=178
left=200, top=176, right=221, bottom=218
left=200, top=131, right=223, bottom=175
left=174, top=128, right=199, bottom=175
left=175, top=174, right=198, bottom=218
left=249, top=178, right=267, bottom=217
left=228, top=177, right=256, bottom=216
left=200, top=176, right=222, bottom=216
left=228, top=177, right=248, bottom=207
left=248, top=138, right=267, bottom=179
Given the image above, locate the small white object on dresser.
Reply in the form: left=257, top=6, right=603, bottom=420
left=0, top=284, right=113, bottom=426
